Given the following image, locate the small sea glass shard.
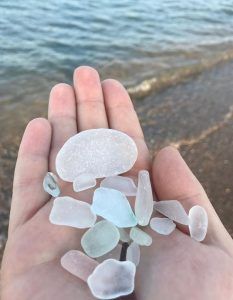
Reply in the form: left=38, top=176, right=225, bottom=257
left=189, top=205, right=208, bottom=242
left=81, top=220, right=120, bottom=258
left=56, top=129, right=138, bottom=182
left=130, top=227, right=152, bottom=246
left=118, top=228, right=131, bottom=243
left=49, top=196, right=96, bottom=228
left=87, top=259, right=136, bottom=299
left=91, top=187, right=137, bottom=228
left=100, top=176, right=137, bottom=196
left=135, top=170, right=153, bottom=226
left=61, top=250, right=98, bottom=282
left=97, top=244, right=122, bottom=263
left=73, top=174, right=96, bottom=192
left=154, top=200, right=189, bottom=225
left=150, top=217, right=176, bottom=235
left=126, top=242, right=140, bottom=266
left=43, top=172, right=60, bottom=197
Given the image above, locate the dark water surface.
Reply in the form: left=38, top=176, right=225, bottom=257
left=1, top=0, right=233, bottom=103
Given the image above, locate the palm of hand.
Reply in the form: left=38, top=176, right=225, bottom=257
left=2, top=67, right=233, bottom=300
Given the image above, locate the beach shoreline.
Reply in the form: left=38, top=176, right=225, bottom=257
left=1, top=60, right=233, bottom=260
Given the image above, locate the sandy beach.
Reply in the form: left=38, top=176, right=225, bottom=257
left=0, top=59, right=233, bottom=261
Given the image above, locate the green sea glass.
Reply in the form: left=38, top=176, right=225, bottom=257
left=130, top=227, right=152, bottom=246
left=81, top=220, right=120, bottom=258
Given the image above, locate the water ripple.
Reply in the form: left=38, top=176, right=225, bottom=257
left=1, top=0, right=233, bottom=103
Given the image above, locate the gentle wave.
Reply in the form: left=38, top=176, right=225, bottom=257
left=126, top=47, right=233, bottom=99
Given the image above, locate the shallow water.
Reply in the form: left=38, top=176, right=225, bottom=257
left=1, top=0, right=233, bottom=103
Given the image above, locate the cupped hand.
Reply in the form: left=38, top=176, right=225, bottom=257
left=1, top=66, right=233, bottom=300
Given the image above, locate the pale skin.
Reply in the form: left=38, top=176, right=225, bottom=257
left=1, top=66, right=233, bottom=300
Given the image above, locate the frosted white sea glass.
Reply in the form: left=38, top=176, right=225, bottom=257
left=189, top=205, right=208, bottom=242
left=130, top=227, right=152, bottom=246
left=135, top=170, right=153, bottom=226
left=81, top=220, right=120, bottom=258
left=56, top=129, right=138, bottom=182
left=43, top=172, right=60, bottom=197
left=100, top=175, right=137, bottom=196
left=126, top=242, right=140, bottom=266
left=87, top=259, right=136, bottom=299
left=150, top=217, right=176, bottom=235
left=96, top=244, right=122, bottom=263
left=61, top=250, right=98, bottom=282
left=49, top=196, right=96, bottom=228
left=91, top=187, right=137, bottom=228
left=73, top=174, right=96, bottom=192
left=118, top=228, right=131, bottom=243
left=154, top=200, right=189, bottom=225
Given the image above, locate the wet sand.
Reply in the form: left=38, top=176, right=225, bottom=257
left=0, top=60, right=233, bottom=261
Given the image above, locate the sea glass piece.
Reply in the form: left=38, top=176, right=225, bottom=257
left=73, top=174, right=96, bottom=192
left=91, top=187, right=137, bottom=228
left=126, top=242, right=140, bottom=266
left=97, top=244, right=122, bottom=263
left=154, top=200, right=189, bottom=225
left=100, top=176, right=137, bottom=196
left=130, top=227, right=152, bottom=246
left=135, top=170, right=153, bottom=226
left=49, top=196, right=96, bottom=228
left=56, top=129, right=138, bottom=182
left=87, top=259, right=136, bottom=299
left=61, top=250, right=98, bottom=282
left=81, top=220, right=120, bottom=258
left=118, top=228, right=131, bottom=243
left=189, top=205, right=208, bottom=242
left=150, top=217, right=176, bottom=235
left=43, top=172, right=60, bottom=197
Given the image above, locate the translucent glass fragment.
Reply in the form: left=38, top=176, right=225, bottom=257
left=135, top=170, right=153, bottom=226
left=126, top=242, right=140, bottom=266
left=118, top=228, right=131, bottom=243
left=189, top=205, right=208, bottom=242
left=87, top=259, right=136, bottom=299
left=56, top=129, right=138, bottom=182
left=154, top=200, right=189, bottom=225
left=49, top=196, right=96, bottom=228
left=100, top=175, right=137, bottom=196
left=43, top=172, right=60, bottom=197
left=73, top=174, right=96, bottom=192
left=130, top=227, right=152, bottom=246
left=81, top=220, right=120, bottom=258
left=150, top=217, right=176, bottom=235
left=91, top=187, right=137, bottom=228
left=61, top=250, right=98, bottom=282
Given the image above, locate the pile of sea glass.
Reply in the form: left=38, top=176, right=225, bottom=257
left=43, top=128, right=208, bottom=299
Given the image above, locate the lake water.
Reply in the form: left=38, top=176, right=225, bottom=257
left=1, top=0, right=233, bottom=103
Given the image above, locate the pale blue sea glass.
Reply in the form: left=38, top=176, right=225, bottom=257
left=91, top=187, right=137, bottom=228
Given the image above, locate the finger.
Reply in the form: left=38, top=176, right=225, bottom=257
left=152, top=146, right=233, bottom=253
left=102, top=79, right=150, bottom=175
left=73, top=66, right=108, bottom=130
left=48, top=83, right=77, bottom=173
left=9, top=118, right=52, bottom=234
